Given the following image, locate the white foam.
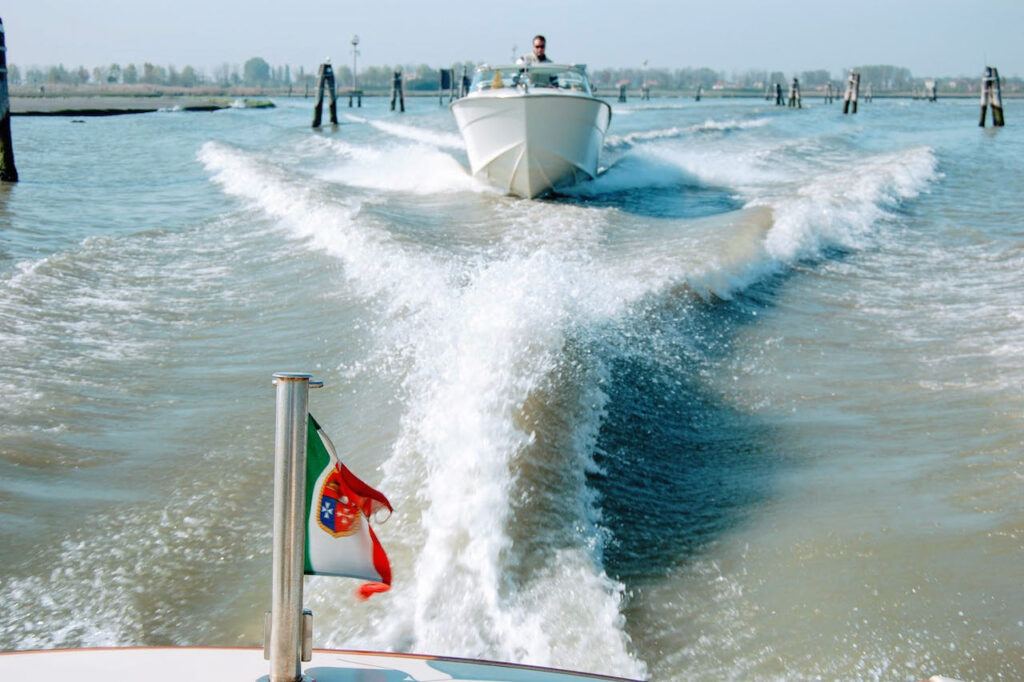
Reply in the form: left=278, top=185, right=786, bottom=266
left=199, top=141, right=453, bottom=314
left=366, top=119, right=466, bottom=151
left=202, top=150, right=654, bottom=673
left=605, top=117, right=770, bottom=149
left=309, top=204, right=651, bottom=676
left=317, top=138, right=487, bottom=195
left=761, top=146, right=938, bottom=261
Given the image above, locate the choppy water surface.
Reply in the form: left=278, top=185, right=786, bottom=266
left=1, top=95, right=1021, bottom=681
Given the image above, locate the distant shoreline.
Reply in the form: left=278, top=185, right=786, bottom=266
left=10, top=95, right=274, bottom=116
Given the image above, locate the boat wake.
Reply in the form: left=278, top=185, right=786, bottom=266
left=604, top=117, right=770, bottom=150
left=314, top=137, right=485, bottom=195
left=195, top=138, right=937, bottom=677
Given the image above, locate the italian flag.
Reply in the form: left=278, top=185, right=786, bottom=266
left=304, top=414, right=392, bottom=599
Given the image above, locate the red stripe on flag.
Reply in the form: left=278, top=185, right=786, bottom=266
left=337, top=462, right=393, bottom=518
left=354, top=523, right=392, bottom=600
left=356, top=582, right=391, bottom=600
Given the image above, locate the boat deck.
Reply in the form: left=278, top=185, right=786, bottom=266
left=0, top=646, right=639, bottom=681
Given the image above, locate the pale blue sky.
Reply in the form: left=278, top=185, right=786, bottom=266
left=4, top=0, right=1022, bottom=77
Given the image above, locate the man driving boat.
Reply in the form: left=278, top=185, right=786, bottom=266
left=517, top=35, right=552, bottom=65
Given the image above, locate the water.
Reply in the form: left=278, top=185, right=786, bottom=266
left=1, top=96, right=1022, bottom=680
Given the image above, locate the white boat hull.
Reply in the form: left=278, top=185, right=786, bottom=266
left=451, top=94, right=611, bottom=198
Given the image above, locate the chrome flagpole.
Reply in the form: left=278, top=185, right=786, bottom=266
left=268, top=372, right=322, bottom=682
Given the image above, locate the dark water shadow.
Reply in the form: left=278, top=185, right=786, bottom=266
left=590, top=271, right=797, bottom=581
left=553, top=183, right=741, bottom=220
left=544, top=153, right=744, bottom=220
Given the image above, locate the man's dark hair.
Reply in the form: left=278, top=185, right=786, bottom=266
left=533, top=35, right=546, bottom=45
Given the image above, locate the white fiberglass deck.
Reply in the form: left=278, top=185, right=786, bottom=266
left=0, top=647, right=640, bottom=681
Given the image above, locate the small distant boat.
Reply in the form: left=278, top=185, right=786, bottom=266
left=451, top=64, right=612, bottom=198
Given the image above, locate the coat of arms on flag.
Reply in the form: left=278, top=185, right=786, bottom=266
left=304, top=414, right=392, bottom=598
left=317, top=468, right=362, bottom=538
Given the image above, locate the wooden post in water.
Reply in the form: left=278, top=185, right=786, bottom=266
left=788, top=77, right=801, bottom=108
left=641, top=84, right=650, bottom=100
left=842, top=70, right=860, bottom=114
left=439, top=69, right=452, bottom=106
left=0, top=17, right=18, bottom=183
left=390, top=70, right=405, bottom=112
left=865, top=83, right=873, bottom=103
left=460, top=66, right=470, bottom=98
left=618, top=84, right=627, bottom=103
left=695, top=84, right=702, bottom=101
left=311, top=62, right=337, bottom=128
left=979, top=66, right=1005, bottom=127
left=824, top=82, right=833, bottom=104
left=991, top=68, right=1004, bottom=126
left=774, top=82, right=784, bottom=106
left=764, top=84, right=771, bottom=101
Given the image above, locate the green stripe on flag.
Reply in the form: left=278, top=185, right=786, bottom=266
left=304, top=414, right=332, bottom=575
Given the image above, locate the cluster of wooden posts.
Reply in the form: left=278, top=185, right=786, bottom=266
left=311, top=62, right=338, bottom=127
left=310, top=62, right=470, bottom=127
left=979, top=66, right=1005, bottom=127
left=437, top=67, right=470, bottom=105
left=842, top=71, right=861, bottom=114
left=914, top=80, right=938, bottom=102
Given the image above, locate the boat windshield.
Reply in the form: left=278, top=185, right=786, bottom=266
left=470, top=66, right=593, bottom=95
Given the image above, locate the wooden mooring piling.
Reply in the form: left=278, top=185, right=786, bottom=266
left=618, top=83, right=627, bottom=103
left=824, top=83, right=834, bottom=104
left=788, top=78, right=802, bottom=108
left=695, top=84, right=702, bottom=102
left=311, top=61, right=337, bottom=128
left=979, top=66, right=1005, bottom=127
left=842, top=70, right=860, bottom=114
left=774, top=83, right=784, bottom=106
left=390, top=70, right=405, bottom=112
left=0, top=17, right=18, bottom=182
left=439, top=69, right=455, bottom=105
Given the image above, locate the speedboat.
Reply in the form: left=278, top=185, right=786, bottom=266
left=451, top=64, right=612, bottom=198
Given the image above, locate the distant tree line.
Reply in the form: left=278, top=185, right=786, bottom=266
left=6, top=58, right=1020, bottom=94
left=591, top=64, right=1020, bottom=93
left=7, top=57, right=478, bottom=92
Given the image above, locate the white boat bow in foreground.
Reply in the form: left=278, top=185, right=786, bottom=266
left=451, top=64, right=612, bottom=198
left=0, top=647, right=639, bottom=681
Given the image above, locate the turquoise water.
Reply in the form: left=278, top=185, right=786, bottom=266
left=0, top=96, right=1021, bottom=680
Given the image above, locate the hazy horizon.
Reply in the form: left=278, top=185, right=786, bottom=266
left=4, top=0, right=1023, bottom=78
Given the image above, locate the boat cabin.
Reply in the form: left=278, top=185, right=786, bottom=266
left=469, top=64, right=594, bottom=96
